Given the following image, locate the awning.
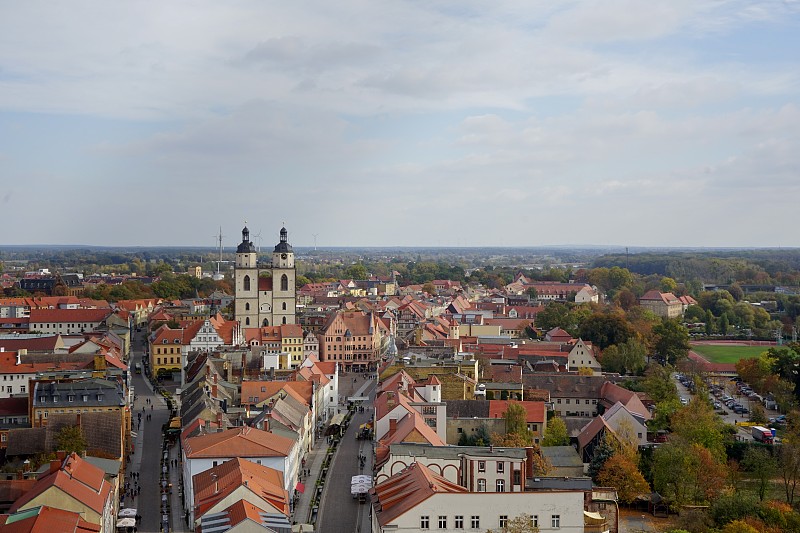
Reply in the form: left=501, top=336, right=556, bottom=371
left=118, top=508, right=137, bottom=517
left=116, top=518, right=136, bottom=528
left=296, top=482, right=305, bottom=494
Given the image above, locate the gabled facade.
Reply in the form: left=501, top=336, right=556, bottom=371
left=319, top=311, right=383, bottom=372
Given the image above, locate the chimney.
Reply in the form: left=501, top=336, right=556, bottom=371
left=15, top=353, right=20, bottom=366
left=49, top=459, right=61, bottom=474
left=525, top=447, right=535, bottom=479
left=211, top=384, right=218, bottom=398
left=56, top=450, right=67, bottom=461
left=216, top=412, right=223, bottom=428
left=213, top=373, right=218, bottom=384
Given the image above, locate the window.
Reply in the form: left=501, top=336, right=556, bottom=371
left=565, top=399, right=570, bottom=404
left=477, top=479, right=486, bottom=492
left=420, top=516, right=429, bottom=529
left=281, top=274, right=288, bottom=291
left=552, top=515, right=560, bottom=528
left=513, top=470, right=521, bottom=485
left=497, top=462, right=504, bottom=473
left=556, top=398, right=561, bottom=404
left=438, top=516, right=447, bottom=528
left=455, top=516, right=464, bottom=529
left=471, top=516, right=480, bottom=528
left=243, top=275, right=251, bottom=291
left=245, top=302, right=250, bottom=311
left=499, top=516, right=508, bottom=527
left=478, top=461, right=485, bottom=472
left=585, top=399, right=590, bottom=404
left=496, top=479, right=504, bottom=492
left=532, top=515, right=538, bottom=527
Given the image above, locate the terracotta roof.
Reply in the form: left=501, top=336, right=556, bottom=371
left=0, top=337, right=62, bottom=353
left=258, top=277, right=273, bottom=291
left=240, top=381, right=313, bottom=407
left=373, top=462, right=466, bottom=526
left=0, top=505, right=100, bottom=533
left=10, top=453, right=112, bottom=516
left=193, top=458, right=288, bottom=518
left=640, top=290, right=680, bottom=305
left=488, top=400, right=546, bottom=424
left=28, top=309, right=111, bottom=324
left=184, top=426, right=295, bottom=459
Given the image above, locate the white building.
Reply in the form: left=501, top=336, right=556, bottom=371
left=182, top=426, right=299, bottom=525
left=371, top=462, right=585, bottom=532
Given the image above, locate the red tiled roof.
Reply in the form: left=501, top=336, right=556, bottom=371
left=28, top=309, right=111, bottom=324
left=488, top=400, right=546, bottom=424
left=193, top=458, right=288, bottom=518
left=9, top=453, right=112, bottom=517
left=184, top=426, right=294, bottom=459
left=0, top=505, right=100, bottom=533
left=373, top=462, right=466, bottom=526
left=240, top=381, right=313, bottom=407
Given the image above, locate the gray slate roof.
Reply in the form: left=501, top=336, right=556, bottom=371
left=444, top=400, right=490, bottom=418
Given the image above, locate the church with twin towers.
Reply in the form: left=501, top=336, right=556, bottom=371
left=234, top=225, right=297, bottom=328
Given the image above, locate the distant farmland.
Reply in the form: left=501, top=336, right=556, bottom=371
left=690, top=344, right=769, bottom=364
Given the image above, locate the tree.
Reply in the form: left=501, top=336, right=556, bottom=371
left=541, top=416, right=570, bottom=447
left=596, top=453, right=650, bottom=504
left=486, top=514, right=539, bottom=533
left=503, top=403, right=533, bottom=442
left=578, top=311, right=635, bottom=350
left=600, top=339, right=647, bottom=375
left=588, top=434, right=616, bottom=480
left=661, top=277, right=678, bottom=294
left=526, top=287, right=538, bottom=300
left=614, top=288, right=638, bottom=311
left=719, top=314, right=730, bottom=335
left=421, top=282, right=436, bottom=295
left=779, top=411, right=800, bottom=504
left=670, top=397, right=727, bottom=461
left=345, top=263, right=368, bottom=280
left=55, top=425, right=87, bottom=455
left=652, top=318, right=690, bottom=366
left=742, top=446, right=776, bottom=501
left=534, top=302, right=571, bottom=332
left=641, top=363, right=679, bottom=404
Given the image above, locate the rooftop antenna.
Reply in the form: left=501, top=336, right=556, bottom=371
left=312, top=233, right=318, bottom=251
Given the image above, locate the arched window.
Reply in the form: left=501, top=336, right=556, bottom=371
left=262, top=319, right=269, bottom=327
left=281, top=274, right=288, bottom=291
left=282, top=317, right=287, bottom=324
left=282, top=302, right=287, bottom=311
left=243, top=275, right=251, bottom=291
left=245, top=302, right=250, bottom=311
left=245, top=317, right=250, bottom=326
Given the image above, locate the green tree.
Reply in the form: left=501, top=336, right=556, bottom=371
left=534, top=302, right=571, bottom=332
left=526, top=287, right=538, bottom=300
left=705, top=310, right=715, bottom=336
left=600, top=338, right=647, bottom=375
left=345, top=263, right=368, bottom=280
left=541, top=416, right=570, bottom=447
left=779, top=411, right=800, bottom=504
left=742, top=446, right=776, bottom=501
left=652, top=318, right=690, bottom=366
left=588, top=434, right=616, bottom=480
left=578, top=311, right=635, bottom=350
left=683, top=305, right=706, bottom=323
left=641, top=363, right=679, bottom=404
left=55, top=425, right=87, bottom=455
left=661, top=277, right=678, bottom=294
left=671, top=399, right=727, bottom=461
left=504, top=402, right=532, bottom=441
left=719, top=314, right=730, bottom=335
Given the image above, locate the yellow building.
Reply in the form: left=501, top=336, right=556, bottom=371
left=150, top=324, right=186, bottom=377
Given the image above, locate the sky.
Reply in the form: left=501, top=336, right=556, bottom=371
left=1, top=1, right=799, bottom=249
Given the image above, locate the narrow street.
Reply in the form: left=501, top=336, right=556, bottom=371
left=317, top=373, right=376, bottom=533
left=126, top=329, right=185, bottom=532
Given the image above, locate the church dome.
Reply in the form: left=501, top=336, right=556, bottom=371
left=273, top=226, right=293, bottom=253
left=237, top=225, right=256, bottom=253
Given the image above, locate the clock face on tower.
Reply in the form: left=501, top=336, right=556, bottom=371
left=281, top=253, right=287, bottom=259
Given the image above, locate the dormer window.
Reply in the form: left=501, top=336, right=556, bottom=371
left=163, top=339, right=168, bottom=344
left=39, top=396, right=46, bottom=403
left=96, top=394, right=103, bottom=401
left=82, top=395, right=88, bottom=402
left=68, top=395, right=75, bottom=402
left=52, top=396, right=58, bottom=403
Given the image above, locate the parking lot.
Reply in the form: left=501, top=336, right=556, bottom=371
left=674, top=373, right=783, bottom=442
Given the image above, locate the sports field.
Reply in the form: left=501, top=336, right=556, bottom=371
left=690, top=344, right=769, bottom=364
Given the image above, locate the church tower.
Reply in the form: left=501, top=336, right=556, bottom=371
left=234, top=225, right=258, bottom=328
left=271, top=227, right=296, bottom=325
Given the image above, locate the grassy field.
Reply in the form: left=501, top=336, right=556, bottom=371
left=691, top=344, right=769, bottom=364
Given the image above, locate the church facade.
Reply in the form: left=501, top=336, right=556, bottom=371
left=234, top=226, right=297, bottom=327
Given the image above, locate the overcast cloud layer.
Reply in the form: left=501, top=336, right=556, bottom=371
left=1, top=1, right=798, bottom=248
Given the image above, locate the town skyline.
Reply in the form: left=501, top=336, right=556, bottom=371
left=2, top=1, right=798, bottom=248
